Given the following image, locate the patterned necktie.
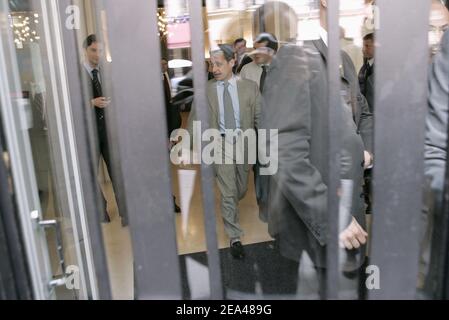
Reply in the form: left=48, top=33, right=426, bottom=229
left=92, top=69, right=103, bottom=98
left=223, top=82, right=236, bottom=130
left=92, top=69, right=105, bottom=121
left=260, top=65, right=267, bottom=93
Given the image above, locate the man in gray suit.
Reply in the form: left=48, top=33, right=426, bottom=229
left=187, top=44, right=261, bottom=259
left=258, top=0, right=371, bottom=294
left=260, top=43, right=368, bottom=278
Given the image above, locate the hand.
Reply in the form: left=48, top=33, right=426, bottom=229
left=339, top=217, right=368, bottom=250
left=91, top=97, right=110, bottom=108
left=364, top=151, right=373, bottom=169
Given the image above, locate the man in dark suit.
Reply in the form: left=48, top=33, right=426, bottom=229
left=358, top=32, right=375, bottom=215
left=312, top=1, right=374, bottom=160
left=312, top=1, right=375, bottom=225
left=161, top=58, right=181, bottom=213
left=359, top=33, right=375, bottom=113
left=83, top=34, right=123, bottom=224
left=232, top=38, right=248, bottom=74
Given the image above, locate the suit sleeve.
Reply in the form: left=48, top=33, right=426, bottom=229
left=365, top=75, right=375, bottom=114
left=343, top=52, right=374, bottom=154
left=425, top=31, right=449, bottom=196
left=240, top=64, right=249, bottom=82
left=358, top=93, right=374, bottom=154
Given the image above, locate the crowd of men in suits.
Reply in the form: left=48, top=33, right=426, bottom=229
left=183, top=1, right=374, bottom=292
left=81, top=0, right=449, bottom=297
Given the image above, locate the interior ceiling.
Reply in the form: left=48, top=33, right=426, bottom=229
left=8, top=0, right=32, bottom=12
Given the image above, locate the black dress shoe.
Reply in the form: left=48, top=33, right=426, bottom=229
left=102, top=212, right=111, bottom=223
left=230, top=241, right=245, bottom=259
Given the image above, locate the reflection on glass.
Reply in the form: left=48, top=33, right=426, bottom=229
left=6, top=0, right=88, bottom=300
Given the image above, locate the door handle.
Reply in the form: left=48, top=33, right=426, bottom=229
left=30, top=210, right=67, bottom=289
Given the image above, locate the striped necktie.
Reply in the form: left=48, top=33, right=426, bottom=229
left=223, top=82, right=236, bottom=130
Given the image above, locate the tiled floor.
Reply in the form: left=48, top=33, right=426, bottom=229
left=100, top=162, right=273, bottom=299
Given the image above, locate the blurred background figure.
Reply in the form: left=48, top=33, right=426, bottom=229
left=233, top=38, right=250, bottom=74
left=83, top=34, right=119, bottom=224
left=341, top=27, right=364, bottom=75
left=358, top=32, right=375, bottom=217
left=233, top=38, right=248, bottom=70
left=359, top=33, right=375, bottom=114
left=429, top=0, right=449, bottom=57
left=206, top=59, right=214, bottom=80
left=240, top=33, right=278, bottom=92
left=161, top=58, right=182, bottom=213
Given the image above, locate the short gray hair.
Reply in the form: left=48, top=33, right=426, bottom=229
left=210, top=44, right=235, bottom=62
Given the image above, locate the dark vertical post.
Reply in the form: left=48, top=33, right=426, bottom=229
left=188, top=0, right=223, bottom=299
left=325, top=0, right=341, bottom=300
left=369, top=0, right=430, bottom=300
left=102, top=0, right=182, bottom=299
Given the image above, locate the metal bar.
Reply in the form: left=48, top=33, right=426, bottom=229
left=325, top=0, right=341, bottom=300
left=436, top=71, right=449, bottom=299
left=0, top=0, right=53, bottom=299
left=102, top=0, right=182, bottom=299
left=0, top=190, right=16, bottom=300
left=56, top=0, right=112, bottom=300
left=369, top=0, right=430, bottom=300
left=188, top=0, right=223, bottom=300
left=91, top=0, right=130, bottom=227
left=0, top=134, right=32, bottom=300
left=26, top=0, right=98, bottom=299
left=439, top=96, right=449, bottom=298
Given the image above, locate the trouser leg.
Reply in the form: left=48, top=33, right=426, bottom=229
left=216, top=163, right=243, bottom=240
left=99, top=136, right=125, bottom=221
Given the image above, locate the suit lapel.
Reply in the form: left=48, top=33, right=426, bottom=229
left=207, top=81, right=220, bottom=128
left=312, top=39, right=328, bottom=61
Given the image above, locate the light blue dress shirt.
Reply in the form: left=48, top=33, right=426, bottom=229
left=216, top=76, right=240, bottom=133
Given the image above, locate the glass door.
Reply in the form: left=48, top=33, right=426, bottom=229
left=0, top=0, right=97, bottom=299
